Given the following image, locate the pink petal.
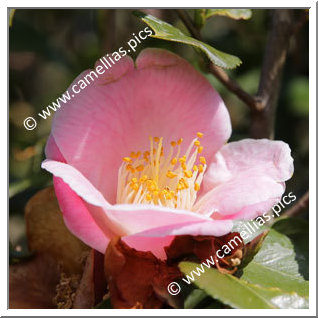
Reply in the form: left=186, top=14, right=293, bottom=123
left=42, top=160, right=129, bottom=237
left=129, top=219, right=233, bottom=237
left=43, top=160, right=233, bottom=253
left=45, top=135, right=65, bottom=162
left=123, top=219, right=233, bottom=260
left=203, top=139, right=293, bottom=189
left=42, top=159, right=109, bottom=207
left=53, top=177, right=110, bottom=253
left=196, top=139, right=293, bottom=219
left=122, top=236, right=175, bottom=259
left=48, top=48, right=231, bottom=204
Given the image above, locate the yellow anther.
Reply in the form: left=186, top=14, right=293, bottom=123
left=177, top=183, right=183, bottom=191
left=148, top=183, right=156, bottom=192
left=181, top=178, right=189, bottom=188
left=119, top=133, right=208, bottom=208
left=199, top=156, right=206, bottom=165
left=165, top=193, right=172, bottom=200
left=140, top=175, right=148, bottom=183
left=170, top=158, right=177, bottom=165
left=123, top=157, right=132, bottom=163
left=166, top=170, right=177, bottom=178
left=184, top=170, right=193, bottom=178
left=136, top=165, right=144, bottom=172
left=177, top=138, right=183, bottom=145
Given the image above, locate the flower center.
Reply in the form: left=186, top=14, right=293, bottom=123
left=116, top=132, right=207, bottom=210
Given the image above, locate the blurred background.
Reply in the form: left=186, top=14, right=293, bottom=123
left=9, top=9, right=309, bottom=254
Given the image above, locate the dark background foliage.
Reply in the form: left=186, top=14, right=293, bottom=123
left=9, top=9, right=309, bottom=251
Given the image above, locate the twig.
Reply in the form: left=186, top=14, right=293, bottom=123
left=284, top=191, right=309, bottom=217
left=175, top=9, right=259, bottom=111
left=250, top=10, right=295, bottom=139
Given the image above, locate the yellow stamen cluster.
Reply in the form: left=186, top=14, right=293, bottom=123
left=116, top=132, right=207, bottom=210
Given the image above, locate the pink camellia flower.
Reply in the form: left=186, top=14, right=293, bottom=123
left=42, top=48, right=294, bottom=259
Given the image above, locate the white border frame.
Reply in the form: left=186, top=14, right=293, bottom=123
left=3, top=1, right=316, bottom=316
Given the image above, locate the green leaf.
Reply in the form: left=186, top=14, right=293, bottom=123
left=205, top=9, right=252, bottom=20
left=180, top=262, right=308, bottom=309
left=239, top=230, right=269, bottom=269
left=239, top=226, right=309, bottom=298
left=232, top=219, right=269, bottom=243
left=194, top=9, right=252, bottom=29
left=134, top=11, right=242, bottom=69
left=272, top=217, right=309, bottom=280
left=184, top=289, right=207, bottom=309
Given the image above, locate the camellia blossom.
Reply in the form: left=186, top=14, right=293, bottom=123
left=42, top=48, right=294, bottom=259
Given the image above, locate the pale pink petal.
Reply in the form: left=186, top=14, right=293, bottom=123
left=129, top=219, right=233, bottom=237
left=195, top=139, right=293, bottom=219
left=42, top=159, right=109, bottom=207
left=49, top=48, right=231, bottom=203
left=203, top=139, right=293, bottom=189
left=106, top=204, right=214, bottom=235
left=212, top=197, right=281, bottom=221
left=195, top=171, right=285, bottom=218
left=123, top=219, right=233, bottom=259
left=42, top=160, right=129, bottom=238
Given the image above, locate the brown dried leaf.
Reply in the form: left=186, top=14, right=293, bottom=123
left=25, top=187, right=89, bottom=274
left=73, top=249, right=108, bottom=308
left=104, top=237, right=182, bottom=309
left=165, top=233, right=245, bottom=274
left=9, top=254, right=60, bottom=309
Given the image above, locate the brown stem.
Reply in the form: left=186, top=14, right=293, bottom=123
left=284, top=191, right=309, bottom=217
left=175, top=9, right=259, bottom=111
left=250, top=9, right=294, bottom=139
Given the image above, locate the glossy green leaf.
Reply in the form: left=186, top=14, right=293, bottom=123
left=134, top=11, right=242, bottom=69
left=180, top=262, right=308, bottom=309
left=184, top=289, right=207, bottom=309
left=205, top=9, right=252, bottom=20
left=239, top=226, right=309, bottom=298
left=194, top=9, right=252, bottom=29
left=272, top=217, right=309, bottom=280
left=232, top=219, right=269, bottom=243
